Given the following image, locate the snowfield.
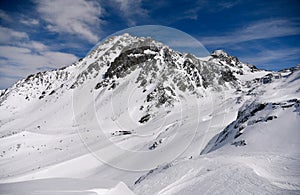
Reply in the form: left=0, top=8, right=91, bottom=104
left=0, top=34, right=299, bottom=194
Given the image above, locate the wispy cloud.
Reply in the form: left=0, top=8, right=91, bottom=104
left=20, top=18, right=39, bottom=26
left=0, top=26, right=78, bottom=89
left=110, top=0, right=148, bottom=26
left=216, top=0, right=240, bottom=9
left=200, top=19, right=300, bottom=46
left=0, top=45, right=78, bottom=87
left=0, top=9, right=39, bottom=27
left=0, top=75, right=20, bottom=90
left=0, top=26, right=29, bottom=43
left=241, top=47, right=300, bottom=68
left=18, top=41, right=48, bottom=51
left=0, top=9, right=12, bottom=23
left=0, top=45, right=77, bottom=75
left=184, top=0, right=240, bottom=20
left=35, top=0, right=103, bottom=43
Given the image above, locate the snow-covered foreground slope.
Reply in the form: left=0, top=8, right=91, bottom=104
left=0, top=34, right=299, bottom=194
left=134, top=70, right=300, bottom=194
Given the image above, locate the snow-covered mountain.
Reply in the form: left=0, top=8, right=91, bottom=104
left=0, top=34, right=299, bottom=195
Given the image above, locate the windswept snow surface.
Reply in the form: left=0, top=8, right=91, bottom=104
left=0, top=34, right=299, bottom=194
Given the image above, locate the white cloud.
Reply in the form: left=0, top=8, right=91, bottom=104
left=35, top=0, right=103, bottom=43
left=0, top=26, right=29, bottom=43
left=20, top=18, right=40, bottom=26
left=0, top=45, right=78, bottom=78
left=111, top=0, right=148, bottom=26
left=0, top=1, right=104, bottom=89
left=19, top=41, right=48, bottom=51
left=216, top=0, right=239, bottom=9
left=0, top=46, right=78, bottom=88
left=0, top=49, right=77, bottom=88
left=0, top=26, right=78, bottom=89
left=0, top=75, right=19, bottom=89
left=241, top=47, right=300, bottom=66
left=200, top=19, right=300, bottom=46
left=0, top=45, right=77, bottom=67
left=183, top=0, right=239, bottom=20
left=0, top=9, right=12, bottom=23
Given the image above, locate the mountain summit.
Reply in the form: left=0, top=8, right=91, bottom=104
left=0, top=34, right=299, bottom=195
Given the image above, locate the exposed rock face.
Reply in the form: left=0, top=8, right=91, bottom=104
left=105, top=46, right=159, bottom=79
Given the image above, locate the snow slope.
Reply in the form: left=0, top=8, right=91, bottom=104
left=0, top=34, right=299, bottom=194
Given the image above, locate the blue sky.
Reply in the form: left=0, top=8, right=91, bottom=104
left=0, top=0, right=299, bottom=89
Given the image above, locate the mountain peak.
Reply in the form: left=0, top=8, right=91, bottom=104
left=211, top=49, right=229, bottom=58
left=87, top=33, right=164, bottom=60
